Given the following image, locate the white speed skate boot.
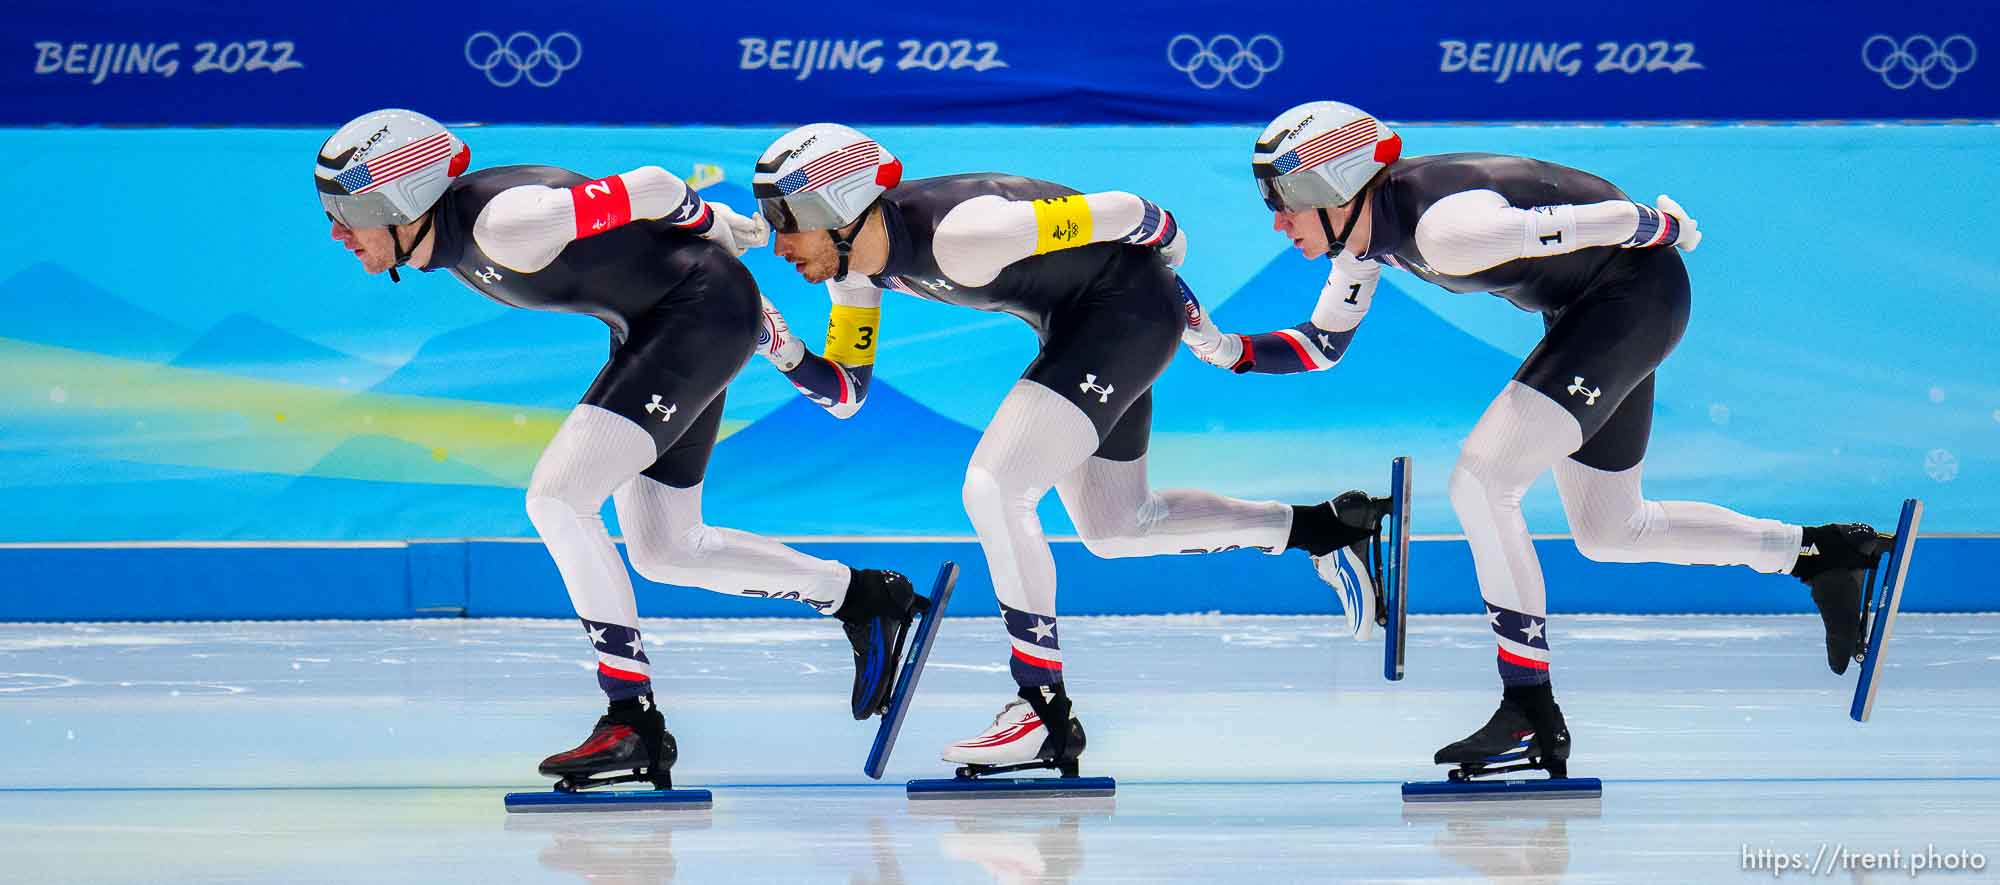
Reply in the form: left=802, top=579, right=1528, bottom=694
left=942, top=685, right=1085, bottom=777
left=1310, top=490, right=1390, bottom=641
left=1314, top=545, right=1377, bottom=641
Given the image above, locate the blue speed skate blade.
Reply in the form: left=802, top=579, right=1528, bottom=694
left=1851, top=499, right=1923, bottom=723
left=504, top=788, right=714, bottom=813
left=908, top=776, right=1117, bottom=800
left=1383, top=455, right=1413, bottom=682
left=1402, top=777, right=1602, bottom=803
left=864, top=561, right=959, bottom=780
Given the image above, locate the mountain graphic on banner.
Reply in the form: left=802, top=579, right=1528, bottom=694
left=169, top=312, right=394, bottom=389
left=299, top=434, right=515, bottom=486
left=0, top=262, right=196, bottom=362
left=369, top=310, right=604, bottom=408
left=1151, top=252, right=1525, bottom=433
left=700, top=378, right=988, bottom=535
left=265, top=474, right=533, bottom=540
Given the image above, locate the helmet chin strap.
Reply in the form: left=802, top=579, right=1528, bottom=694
left=824, top=203, right=876, bottom=282
left=385, top=212, right=436, bottom=283
left=1315, top=193, right=1367, bottom=262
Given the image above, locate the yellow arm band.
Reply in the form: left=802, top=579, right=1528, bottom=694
left=1031, top=196, right=1095, bottom=255
left=825, top=304, right=880, bottom=365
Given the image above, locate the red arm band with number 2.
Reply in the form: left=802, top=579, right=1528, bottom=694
left=569, top=176, right=633, bottom=240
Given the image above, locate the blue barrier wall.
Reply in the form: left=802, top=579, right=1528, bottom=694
left=9, top=2, right=1993, bottom=123
left=0, top=537, right=1988, bottom=623
left=2, top=122, right=1997, bottom=619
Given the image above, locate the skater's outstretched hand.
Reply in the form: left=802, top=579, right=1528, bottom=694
left=701, top=202, right=770, bottom=257
left=1654, top=194, right=1700, bottom=252
left=755, top=296, right=804, bottom=370
left=1177, top=276, right=1248, bottom=372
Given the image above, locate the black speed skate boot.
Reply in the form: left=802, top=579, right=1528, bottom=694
left=538, top=694, right=679, bottom=792
left=835, top=569, right=926, bottom=720
left=1791, top=524, right=1891, bottom=675
left=1434, top=683, right=1572, bottom=781
left=1334, top=490, right=1395, bottom=629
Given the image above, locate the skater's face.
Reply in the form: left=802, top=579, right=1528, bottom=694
left=773, top=211, right=879, bottom=284
left=330, top=219, right=402, bottom=274
left=1273, top=209, right=1331, bottom=259
left=1272, top=197, right=1369, bottom=260
left=772, top=229, right=841, bottom=283
left=328, top=216, right=433, bottom=275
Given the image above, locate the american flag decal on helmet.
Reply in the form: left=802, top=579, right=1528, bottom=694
left=776, top=140, right=879, bottom=195
left=1270, top=117, right=1377, bottom=175
left=333, top=132, right=455, bottom=195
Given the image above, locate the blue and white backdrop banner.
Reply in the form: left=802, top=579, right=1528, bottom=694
left=7, top=1, right=1994, bottom=125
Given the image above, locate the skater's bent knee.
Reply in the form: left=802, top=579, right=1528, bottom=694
left=1075, top=529, right=1144, bottom=559
left=1568, top=518, right=1648, bottom=563
left=629, top=556, right=702, bottom=587
left=525, top=466, right=607, bottom=513
left=1448, top=450, right=1537, bottom=514
left=1078, top=498, right=1179, bottom=558
left=525, top=493, right=583, bottom=537
left=625, top=543, right=689, bottom=586
left=962, top=465, right=1007, bottom=518
left=1446, top=458, right=1493, bottom=514
left=625, top=524, right=719, bottom=585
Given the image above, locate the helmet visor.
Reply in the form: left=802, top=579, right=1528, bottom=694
left=754, top=190, right=849, bottom=234
left=1253, top=164, right=1355, bottom=213
left=317, top=175, right=409, bottom=228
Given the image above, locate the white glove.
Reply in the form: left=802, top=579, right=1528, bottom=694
left=1655, top=194, right=1700, bottom=253
left=1176, top=276, right=1245, bottom=371
left=701, top=202, right=771, bottom=257
left=755, top=296, right=805, bottom=371
left=1157, top=211, right=1188, bottom=269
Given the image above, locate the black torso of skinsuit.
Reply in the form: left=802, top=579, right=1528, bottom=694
left=867, top=172, right=1187, bottom=461
left=424, top=164, right=739, bottom=347
left=1361, top=152, right=1694, bottom=472
left=869, top=173, right=1155, bottom=334
left=1362, top=152, right=1636, bottom=314
left=420, top=164, right=761, bottom=487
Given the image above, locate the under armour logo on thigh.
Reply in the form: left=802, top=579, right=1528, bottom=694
left=1079, top=373, right=1115, bottom=404
left=1565, top=376, right=1601, bottom=406
left=644, top=394, right=678, bottom=422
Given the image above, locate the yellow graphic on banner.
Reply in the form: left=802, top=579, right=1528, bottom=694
left=686, top=162, right=725, bottom=192
left=0, top=338, right=748, bottom=487
left=1032, top=196, right=1092, bottom=255
left=825, top=304, right=881, bottom=365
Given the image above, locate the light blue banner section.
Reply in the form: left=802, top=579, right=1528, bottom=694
left=1, top=123, right=1996, bottom=545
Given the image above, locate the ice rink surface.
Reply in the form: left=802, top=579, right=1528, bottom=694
left=4, top=613, right=1997, bottom=884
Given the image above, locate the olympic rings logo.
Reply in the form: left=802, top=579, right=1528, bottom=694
left=1861, top=34, right=1976, bottom=90
left=465, top=31, right=582, bottom=88
left=1167, top=34, right=1283, bottom=90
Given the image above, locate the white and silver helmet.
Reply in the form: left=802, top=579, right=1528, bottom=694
left=314, top=108, right=469, bottom=228
left=752, top=123, right=903, bottom=233
left=1252, top=101, right=1400, bottom=211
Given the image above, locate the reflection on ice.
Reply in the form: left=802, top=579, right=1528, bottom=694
left=506, top=808, right=713, bottom=885
left=1404, top=798, right=1602, bottom=884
